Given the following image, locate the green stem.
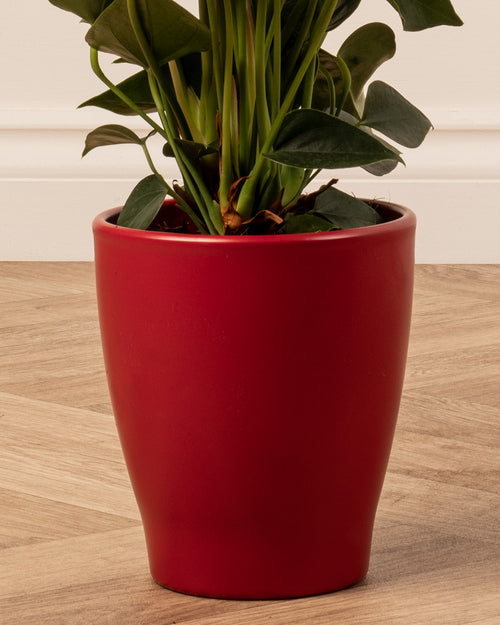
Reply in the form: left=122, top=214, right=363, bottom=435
left=303, top=168, right=321, bottom=188
left=89, top=48, right=166, bottom=139
left=168, top=61, right=204, bottom=143
left=271, top=0, right=282, bottom=120
left=234, top=0, right=254, bottom=174
left=283, top=0, right=317, bottom=82
left=206, top=0, right=224, bottom=112
left=301, top=57, right=317, bottom=109
left=318, top=60, right=336, bottom=114
left=219, top=0, right=235, bottom=207
left=334, top=55, right=352, bottom=117
left=141, top=140, right=208, bottom=234
left=237, top=0, right=339, bottom=219
left=91, top=46, right=207, bottom=233
left=125, top=0, right=190, bottom=139
left=199, top=1, right=218, bottom=144
left=254, top=1, right=271, bottom=149
left=141, top=138, right=163, bottom=180
left=127, top=0, right=222, bottom=234
left=147, top=69, right=220, bottom=234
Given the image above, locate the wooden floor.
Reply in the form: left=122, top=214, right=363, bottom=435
left=1, top=263, right=499, bottom=624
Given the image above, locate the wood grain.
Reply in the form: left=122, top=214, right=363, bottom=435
left=1, top=263, right=499, bottom=624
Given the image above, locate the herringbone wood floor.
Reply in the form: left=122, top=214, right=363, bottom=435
left=1, top=263, right=499, bottom=624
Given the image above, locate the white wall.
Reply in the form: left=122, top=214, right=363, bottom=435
left=1, top=0, right=498, bottom=261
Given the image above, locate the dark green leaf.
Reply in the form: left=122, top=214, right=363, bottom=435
left=362, top=160, right=399, bottom=176
left=85, top=0, right=147, bottom=66
left=281, top=213, right=336, bottom=234
left=176, top=53, right=203, bottom=98
left=337, top=111, right=402, bottom=175
left=82, top=124, right=143, bottom=156
left=79, top=70, right=156, bottom=116
left=86, top=0, right=211, bottom=67
left=312, top=49, right=353, bottom=114
left=338, top=23, right=396, bottom=102
left=81, top=66, right=189, bottom=138
left=283, top=0, right=361, bottom=34
left=265, top=109, right=403, bottom=170
left=48, top=0, right=114, bottom=24
left=313, top=24, right=396, bottom=117
left=79, top=55, right=203, bottom=116
left=327, top=0, right=362, bottom=30
left=117, top=175, right=167, bottom=229
left=313, top=187, right=383, bottom=229
left=162, top=140, right=218, bottom=161
left=281, top=0, right=309, bottom=45
left=361, top=81, right=433, bottom=148
left=386, top=0, right=463, bottom=31
left=280, top=0, right=313, bottom=92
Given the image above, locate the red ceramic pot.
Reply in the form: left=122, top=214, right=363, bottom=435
left=93, top=200, right=415, bottom=599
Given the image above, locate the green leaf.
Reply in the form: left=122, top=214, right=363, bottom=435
left=281, top=213, right=336, bottom=234
left=313, top=187, right=383, bottom=229
left=338, top=23, right=397, bottom=102
left=281, top=1, right=309, bottom=43
left=312, top=49, right=352, bottom=114
left=265, top=109, right=403, bottom=170
left=313, top=23, right=396, bottom=117
left=82, top=124, right=143, bottom=156
left=86, top=0, right=211, bottom=67
left=338, top=111, right=402, bottom=176
left=386, top=0, right=463, bottom=32
left=362, top=159, right=400, bottom=176
left=176, top=53, right=203, bottom=99
left=361, top=81, right=433, bottom=148
left=162, top=140, right=218, bottom=161
left=117, top=175, right=167, bottom=229
left=79, top=70, right=155, bottom=116
left=327, top=0, right=362, bottom=30
left=79, top=54, right=202, bottom=116
left=48, top=0, right=114, bottom=24
left=283, top=0, right=361, bottom=34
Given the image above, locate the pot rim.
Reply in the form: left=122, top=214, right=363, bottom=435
left=93, top=199, right=415, bottom=246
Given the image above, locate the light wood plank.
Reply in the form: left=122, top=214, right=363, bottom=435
left=0, top=393, right=139, bottom=520
left=0, top=488, right=138, bottom=549
left=0, top=262, right=110, bottom=411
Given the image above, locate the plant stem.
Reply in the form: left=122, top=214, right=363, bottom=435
left=140, top=137, right=163, bottom=180
left=219, top=0, right=236, bottom=207
left=124, top=0, right=191, bottom=139
left=89, top=48, right=166, bottom=140
left=206, top=1, right=224, bottom=111
left=141, top=140, right=208, bottom=234
left=318, top=61, right=336, bottom=114
left=303, top=168, right=321, bottom=189
left=234, top=0, right=254, bottom=175
left=282, top=0, right=317, bottom=84
left=151, top=74, right=223, bottom=235
left=127, top=0, right=223, bottom=234
left=168, top=61, right=204, bottom=143
left=199, top=1, right=218, bottom=144
left=271, top=0, right=282, bottom=121
left=334, top=55, right=352, bottom=116
left=237, top=0, right=339, bottom=219
left=254, top=1, right=271, bottom=150
left=301, top=57, right=317, bottom=109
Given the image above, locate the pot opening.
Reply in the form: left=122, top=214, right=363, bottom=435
left=104, top=198, right=404, bottom=236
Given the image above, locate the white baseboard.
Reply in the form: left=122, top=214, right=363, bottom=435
left=1, top=108, right=499, bottom=262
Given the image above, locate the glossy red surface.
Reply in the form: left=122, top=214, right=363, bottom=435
left=93, top=201, right=416, bottom=599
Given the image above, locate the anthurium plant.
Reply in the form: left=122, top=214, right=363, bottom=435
left=48, top=0, right=462, bottom=235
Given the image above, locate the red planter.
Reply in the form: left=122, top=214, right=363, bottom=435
left=93, top=200, right=415, bottom=599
